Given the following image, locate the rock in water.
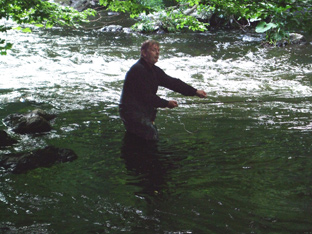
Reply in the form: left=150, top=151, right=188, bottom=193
left=99, top=25, right=123, bottom=32
left=0, top=130, right=17, bottom=147
left=3, top=109, right=56, bottom=134
left=0, top=146, right=78, bottom=174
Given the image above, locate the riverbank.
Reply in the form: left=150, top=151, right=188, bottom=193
left=58, top=0, right=308, bottom=46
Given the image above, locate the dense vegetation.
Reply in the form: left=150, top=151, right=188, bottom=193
left=101, top=0, right=312, bottom=43
left=1, top=0, right=311, bottom=54
left=0, top=0, right=95, bottom=54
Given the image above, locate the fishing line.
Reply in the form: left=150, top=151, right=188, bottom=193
left=180, top=121, right=198, bottom=134
left=174, top=100, right=261, bottom=134
left=175, top=115, right=199, bottom=135
left=167, top=98, right=310, bottom=135
left=164, top=108, right=199, bottom=135
left=177, top=98, right=312, bottom=134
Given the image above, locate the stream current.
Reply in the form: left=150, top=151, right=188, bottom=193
left=1, top=14, right=312, bottom=233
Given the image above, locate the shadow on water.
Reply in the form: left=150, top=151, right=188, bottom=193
left=120, top=132, right=182, bottom=200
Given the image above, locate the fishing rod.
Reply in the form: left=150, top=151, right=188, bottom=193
left=179, top=98, right=312, bottom=105
left=179, top=100, right=264, bottom=105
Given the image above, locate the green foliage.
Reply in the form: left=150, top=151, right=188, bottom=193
left=99, top=0, right=165, bottom=13
left=196, top=0, right=312, bottom=43
left=0, top=0, right=95, bottom=55
left=102, top=0, right=305, bottom=38
left=255, top=22, right=278, bottom=34
left=131, top=13, right=158, bottom=32
left=99, top=0, right=149, bottom=16
left=0, top=39, right=13, bottom=55
left=1, top=0, right=311, bottom=50
left=169, top=11, right=208, bottom=32
left=4, top=0, right=306, bottom=44
left=138, top=0, right=165, bottom=10
left=131, top=9, right=208, bottom=33
left=253, top=1, right=312, bottom=43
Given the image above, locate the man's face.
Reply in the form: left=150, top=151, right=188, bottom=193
left=142, top=44, right=160, bottom=65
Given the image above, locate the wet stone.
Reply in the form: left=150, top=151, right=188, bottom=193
left=99, top=25, right=123, bottom=32
left=0, top=130, right=17, bottom=147
left=3, top=109, right=56, bottom=134
left=0, top=146, right=78, bottom=174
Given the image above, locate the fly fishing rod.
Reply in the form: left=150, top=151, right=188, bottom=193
left=179, top=98, right=311, bottom=105
left=179, top=100, right=264, bottom=105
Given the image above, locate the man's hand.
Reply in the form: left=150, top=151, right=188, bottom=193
left=196, top=90, right=207, bottom=98
left=168, top=100, right=178, bottom=109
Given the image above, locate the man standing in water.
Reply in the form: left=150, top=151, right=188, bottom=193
left=119, top=40, right=207, bottom=141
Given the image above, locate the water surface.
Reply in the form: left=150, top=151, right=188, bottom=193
left=1, top=15, right=312, bottom=233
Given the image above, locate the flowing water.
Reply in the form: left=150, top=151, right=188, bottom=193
left=1, top=12, right=312, bottom=233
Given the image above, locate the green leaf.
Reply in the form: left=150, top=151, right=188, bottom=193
left=22, top=28, right=32, bottom=33
left=35, top=24, right=44, bottom=28
left=255, top=21, right=277, bottom=33
left=13, top=26, right=22, bottom=31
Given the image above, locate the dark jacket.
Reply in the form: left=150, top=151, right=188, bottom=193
left=119, top=58, right=197, bottom=122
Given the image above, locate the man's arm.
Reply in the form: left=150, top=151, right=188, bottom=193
left=167, top=90, right=206, bottom=109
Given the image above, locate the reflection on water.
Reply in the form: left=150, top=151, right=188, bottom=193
left=1, top=15, right=312, bottom=233
left=121, top=133, right=171, bottom=198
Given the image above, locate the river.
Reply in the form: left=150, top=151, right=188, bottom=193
left=1, top=12, right=312, bottom=233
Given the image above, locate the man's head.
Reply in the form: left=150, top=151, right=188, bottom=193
left=141, top=40, right=160, bottom=66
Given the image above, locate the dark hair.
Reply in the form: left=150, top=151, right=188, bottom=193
left=141, top=40, right=159, bottom=55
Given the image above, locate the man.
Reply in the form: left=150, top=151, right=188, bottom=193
left=119, top=40, right=207, bottom=141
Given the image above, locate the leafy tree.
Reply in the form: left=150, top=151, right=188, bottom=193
left=205, top=0, right=312, bottom=43
left=0, top=0, right=95, bottom=55
left=2, top=0, right=311, bottom=51
left=100, top=0, right=312, bottom=43
left=99, top=0, right=150, bottom=15
left=100, top=0, right=209, bottom=32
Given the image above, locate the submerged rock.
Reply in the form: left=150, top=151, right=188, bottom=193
left=288, top=33, right=307, bottom=45
left=261, top=33, right=307, bottom=47
left=0, top=146, right=78, bottom=174
left=98, top=25, right=133, bottom=34
left=99, top=25, right=123, bottom=32
left=0, top=130, right=17, bottom=147
left=275, top=33, right=307, bottom=47
left=3, top=109, right=56, bottom=134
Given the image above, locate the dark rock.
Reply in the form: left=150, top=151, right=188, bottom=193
left=98, top=25, right=135, bottom=33
left=3, top=109, right=56, bottom=134
left=0, top=130, right=17, bottom=147
left=32, top=109, right=57, bottom=121
left=0, top=146, right=78, bottom=174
